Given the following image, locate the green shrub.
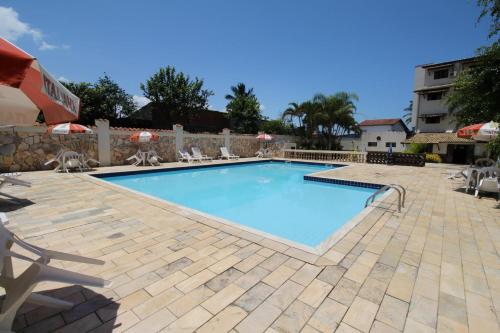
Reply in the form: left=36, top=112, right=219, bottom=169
left=425, top=153, right=442, bottom=163
left=487, top=136, right=500, bottom=160
left=404, top=143, right=427, bottom=154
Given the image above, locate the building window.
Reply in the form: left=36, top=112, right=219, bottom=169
left=385, top=142, right=396, bottom=147
left=424, top=116, right=441, bottom=124
left=433, top=69, right=449, bottom=79
left=427, top=92, right=443, bottom=100
left=368, top=142, right=378, bottom=147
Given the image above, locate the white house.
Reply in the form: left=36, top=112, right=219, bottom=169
left=340, top=118, right=410, bottom=152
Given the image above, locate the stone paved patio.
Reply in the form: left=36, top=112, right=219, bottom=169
left=2, top=159, right=499, bottom=333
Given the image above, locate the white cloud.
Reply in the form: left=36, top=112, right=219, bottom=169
left=57, top=76, right=69, bottom=83
left=0, top=6, right=67, bottom=51
left=260, top=104, right=266, bottom=111
left=133, top=95, right=151, bottom=109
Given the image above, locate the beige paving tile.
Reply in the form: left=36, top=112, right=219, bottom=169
left=167, top=285, right=215, bottom=317
left=197, top=305, right=247, bottom=333
left=175, top=269, right=216, bottom=293
left=161, top=306, right=212, bottom=332
left=201, top=283, right=246, bottom=315
left=386, top=263, right=417, bottom=302
left=262, top=264, right=296, bottom=288
left=124, top=308, right=176, bottom=333
left=298, top=279, right=333, bottom=308
left=343, top=296, right=379, bottom=333
left=235, top=301, right=282, bottom=333
left=307, top=298, right=347, bottom=333
left=267, top=280, right=304, bottom=310
left=272, top=300, right=315, bottom=332
left=376, top=294, right=409, bottom=330
left=132, top=287, right=183, bottom=319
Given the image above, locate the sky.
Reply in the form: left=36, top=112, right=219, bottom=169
left=0, top=0, right=492, bottom=122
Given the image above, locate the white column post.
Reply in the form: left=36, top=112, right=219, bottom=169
left=223, top=128, right=230, bottom=150
left=174, top=124, right=184, bottom=153
left=95, top=119, right=111, bottom=166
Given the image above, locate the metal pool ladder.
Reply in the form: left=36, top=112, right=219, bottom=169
left=364, top=184, right=406, bottom=213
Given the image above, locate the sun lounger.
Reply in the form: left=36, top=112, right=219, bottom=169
left=147, top=150, right=162, bottom=166
left=60, top=151, right=84, bottom=173
left=474, top=167, right=500, bottom=199
left=127, top=150, right=145, bottom=166
left=0, top=213, right=111, bottom=332
left=192, top=147, right=212, bottom=162
left=220, top=147, right=239, bottom=160
left=178, top=150, right=202, bottom=163
left=44, top=149, right=65, bottom=172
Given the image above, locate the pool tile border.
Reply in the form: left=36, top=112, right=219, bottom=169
left=304, top=175, right=384, bottom=189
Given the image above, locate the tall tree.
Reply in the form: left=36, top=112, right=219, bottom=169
left=446, top=1, right=500, bottom=125
left=62, top=74, right=135, bottom=126
left=312, top=92, right=359, bottom=149
left=140, top=66, right=213, bottom=123
left=477, top=0, right=500, bottom=38
left=282, top=102, right=305, bottom=128
left=225, top=83, right=262, bottom=133
left=402, top=100, right=413, bottom=125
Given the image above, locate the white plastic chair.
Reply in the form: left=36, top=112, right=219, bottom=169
left=126, top=150, right=145, bottom=166
left=44, top=149, right=65, bottom=172
left=0, top=213, right=111, bottom=332
left=475, top=167, right=500, bottom=199
left=146, top=150, right=162, bottom=166
left=60, top=151, right=84, bottom=173
left=192, top=147, right=212, bottom=162
left=220, top=147, right=239, bottom=160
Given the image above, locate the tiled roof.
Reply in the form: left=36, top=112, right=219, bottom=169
left=404, top=132, right=475, bottom=144
left=359, top=118, right=401, bottom=126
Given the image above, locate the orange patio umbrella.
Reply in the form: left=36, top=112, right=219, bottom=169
left=0, top=38, right=80, bottom=126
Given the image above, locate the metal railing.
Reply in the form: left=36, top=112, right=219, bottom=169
left=365, top=184, right=406, bottom=213
left=282, top=149, right=367, bottom=163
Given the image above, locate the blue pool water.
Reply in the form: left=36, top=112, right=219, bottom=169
left=98, top=161, right=377, bottom=247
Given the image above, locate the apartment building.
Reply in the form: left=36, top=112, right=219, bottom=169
left=406, top=57, right=482, bottom=163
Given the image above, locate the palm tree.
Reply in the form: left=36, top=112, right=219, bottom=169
left=282, top=102, right=306, bottom=130
left=403, top=100, right=413, bottom=125
left=312, top=92, right=358, bottom=149
left=225, top=83, right=254, bottom=101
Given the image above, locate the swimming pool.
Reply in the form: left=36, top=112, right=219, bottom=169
left=96, top=161, right=380, bottom=250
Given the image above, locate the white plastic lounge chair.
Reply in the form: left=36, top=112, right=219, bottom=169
left=220, top=147, right=239, bottom=160
left=192, top=147, right=212, bottom=162
left=126, top=150, right=145, bottom=166
left=146, top=150, right=162, bottom=166
left=178, top=150, right=201, bottom=163
left=60, top=151, right=84, bottom=173
left=44, top=149, right=65, bottom=172
left=255, top=149, right=265, bottom=158
left=0, top=176, right=30, bottom=202
left=474, top=167, right=500, bottom=199
left=0, top=213, right=111, bottom=332
left=0, top=173, right=21, bottom=178
left=80, top=154, right=100, bottom=170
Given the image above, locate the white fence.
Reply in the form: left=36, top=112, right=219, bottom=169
left=282, top=149, right=367, bottom=163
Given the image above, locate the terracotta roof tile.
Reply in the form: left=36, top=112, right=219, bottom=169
left=404, top=132, right=475, bottom=144
left=359, top=118, right=401, bottom=126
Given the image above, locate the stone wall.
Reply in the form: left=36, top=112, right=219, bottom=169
left=110, top=130, right=176, bottom=165
left=0, top=127, right=97, bottom=172
left=0, top=121, right=299, bottom=172
left=183, top=134, right=225, bottom=159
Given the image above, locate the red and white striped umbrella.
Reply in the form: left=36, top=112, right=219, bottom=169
left=48, top=122, right=93, bottom=135
left=130, top=131, right=159, bottom=143
left=457, top=121, right=499, bottom=141
left=0, top=38, right=80, bottom=126
left=256, top=133, right=273, bottom=141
